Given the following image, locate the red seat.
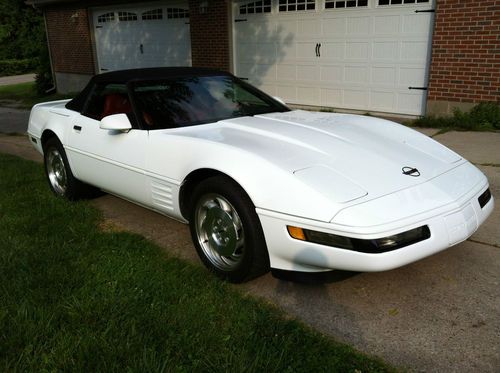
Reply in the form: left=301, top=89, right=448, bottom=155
left=101, top=94, right=132, bottom=119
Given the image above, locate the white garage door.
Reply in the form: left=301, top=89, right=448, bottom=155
left=233, top=0, right=435, bottom=115
left=93, top=3, right=191, bottom=72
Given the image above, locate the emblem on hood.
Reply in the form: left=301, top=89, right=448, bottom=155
left=402, top=167, right=420, bottom=177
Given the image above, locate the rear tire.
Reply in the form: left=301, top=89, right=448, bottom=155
left=189, top=176, right=270, bottom=282
left=43, top=137, right=98, bottom=200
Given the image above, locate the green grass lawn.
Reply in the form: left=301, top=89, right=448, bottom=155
left=0, top=82, right=74, bottom=109
left=0, top=153, right=394, bottom=372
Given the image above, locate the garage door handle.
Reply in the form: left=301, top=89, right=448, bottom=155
left=415, top=9, right=435, bottom=13
left=315, top=43, right=322, bottom=57
left=408, top=86, right=428, bottom=90
left=140, top=44, right=144, bottom=54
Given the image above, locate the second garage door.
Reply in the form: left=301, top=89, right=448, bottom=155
left=93, top=2, right=192, bottom=72
left=233, top=0, right=435, bottom=115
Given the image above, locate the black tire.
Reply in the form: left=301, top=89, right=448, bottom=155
left=188, top=176, right=270, bottom=283
left=43, top=137, right=97, bottom=200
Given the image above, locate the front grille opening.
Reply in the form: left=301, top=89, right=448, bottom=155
left=478, top=188, right=492, bottom=209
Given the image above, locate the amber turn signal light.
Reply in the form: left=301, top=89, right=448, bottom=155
left=287, top=226, right=306, bottom=241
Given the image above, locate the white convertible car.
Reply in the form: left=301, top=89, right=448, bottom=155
left=27, top=68, right=493, bottom=282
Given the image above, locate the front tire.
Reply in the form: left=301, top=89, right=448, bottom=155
left=189, top=176, right=270, bottom=283
left=43, top=137, right=96, bottom=200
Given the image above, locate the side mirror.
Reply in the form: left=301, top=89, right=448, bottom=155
left=273, top=96, right=287, bottom=107
left=100, top=113, right=132, bottom=132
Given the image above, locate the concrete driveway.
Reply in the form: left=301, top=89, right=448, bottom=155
left=0, top=73, right=36, bottom=86
left=0, top=107, right=30, bottom=134
left=0, top=124, right=498, bottom=372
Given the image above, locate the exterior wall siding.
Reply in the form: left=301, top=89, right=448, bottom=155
left=45, top=8, right=95, bottom=75
left=188, top=0, right=231, bottom=71
left=427, top=0, right=499, bottom=115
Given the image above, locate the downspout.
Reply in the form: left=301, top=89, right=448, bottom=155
left=42, top=12, right=57, bottom=93
left=30, top=0, right=57, bottom=93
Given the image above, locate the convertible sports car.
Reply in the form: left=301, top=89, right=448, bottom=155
left=27, top=67, right=494, bottom=282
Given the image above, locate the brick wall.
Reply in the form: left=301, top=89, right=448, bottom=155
left=45, top=8, right=95, bottom=75
left=427, top=0, right=499, bottom=110
left=188, top=0, right=230, bottom=71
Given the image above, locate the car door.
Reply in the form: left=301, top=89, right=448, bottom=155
left=65, top=82, right=150, bottom=206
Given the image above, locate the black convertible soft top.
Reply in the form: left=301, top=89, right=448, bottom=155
left=66, top=67, right=231, bottom=112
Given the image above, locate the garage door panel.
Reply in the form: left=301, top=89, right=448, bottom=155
left=345, top=66, right=368, bottom=84
left=297, top=86, right=319, bottom=104
left=296, top=42, right=318, bottom=60
left=401, top=41, right=429, bottom=62
left=236, top=19, right=273, bottom=42
left=93, top=2, right=191, bottom=72
left=238, top=43, right=257, bottom=62
left=297, top=65, right=319, bottom=81
left=256, top=43, right=277, bottom=62
left=322, top=18, right=346, bottom=35
left=298, top=19, right=321, bottom=35
left=277, top=64, right=296, bottom=80
left=402, top=13, right=433, bottom=34
left=320, top=65, right=343, bottom=82
left=276, top=19, right=298, bottom=36
left=345, top=42, right=369, bottom=60
left=398, top=93, right=425, bottom=115
left=346, top=16, right=372, bottom=35
left=344, top=89, right=369, bottom=109
left=280, top=42, right=297, bottom=61
left=372, top=41, right=399, bottom=61
left=233, top=0, right=435, bottom=115
left=374, top=15, right=400, bottom=34
left=321, top=88, right=342, bottom=107
left=371, top=90, right=396, bottom=112
left=399, top=67, right=426, bottom=87
left=321, top=42, right=345, bottom=60
left=372, top=66, right=396, bottom=86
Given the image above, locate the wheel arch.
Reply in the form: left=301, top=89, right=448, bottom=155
left=41, top=129, right=60, bottom=151
left=179, top=168, right=253, bottom=220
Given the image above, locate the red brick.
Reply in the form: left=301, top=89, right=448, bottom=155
left=45, top=8, right=94, bottom=74
left=428, top=0, right=500, bottom=103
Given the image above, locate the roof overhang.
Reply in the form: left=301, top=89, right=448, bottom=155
left=26, top=0, right=80, bottom=6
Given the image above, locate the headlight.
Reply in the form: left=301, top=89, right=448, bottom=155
left=287, top=225, right=430, bottom=253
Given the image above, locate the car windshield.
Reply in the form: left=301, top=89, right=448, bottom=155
left=131, top=75, right=289, bottom=129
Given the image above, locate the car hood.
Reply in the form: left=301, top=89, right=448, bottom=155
left=159, top=110, right=465, bottom=221
left=189, top=110, right=462, bottom=201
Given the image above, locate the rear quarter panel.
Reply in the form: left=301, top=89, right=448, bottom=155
left=27, top=99, right=75, bottom=153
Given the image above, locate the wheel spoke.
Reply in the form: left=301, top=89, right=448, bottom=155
left=232, top=211, right=243, bottom=231
left=215, top=196, right=232, bottom=213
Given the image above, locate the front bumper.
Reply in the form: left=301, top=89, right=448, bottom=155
left=257, top=184, right=494, bottom=273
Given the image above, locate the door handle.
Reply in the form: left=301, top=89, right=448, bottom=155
left=315, top=43, right=321, bottom=57
left=73, top=125, right=82, bottom=132
left=140, top=44, right=144, bottom=54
